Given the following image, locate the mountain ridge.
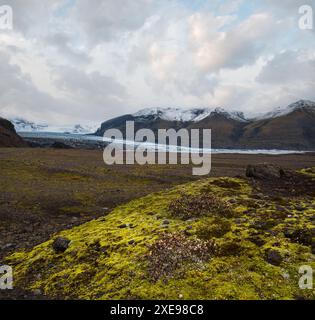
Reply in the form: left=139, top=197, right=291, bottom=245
left=95, top=100, right=315, bottom=150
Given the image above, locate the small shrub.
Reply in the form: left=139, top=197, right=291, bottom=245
left=147, top=233, right=216, bottom=281
left=168, top=193, right=234, bottom=220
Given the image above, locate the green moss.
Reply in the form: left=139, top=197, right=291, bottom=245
left=300, top=167, right=315, bottom=177
left=5, top=175, right=315, bottom=300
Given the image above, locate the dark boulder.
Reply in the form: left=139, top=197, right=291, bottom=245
left=266, top=249, right=283, bottom=266
left=52, top=237, right=71, bottom=253
left=246, top=163, right=285, bottom=180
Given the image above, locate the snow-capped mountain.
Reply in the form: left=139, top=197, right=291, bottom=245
left=254, top=100, right=315, bottom=121
left=95, top=100, right=315, bottom=150
left=133, top=107, right=248, bottom=123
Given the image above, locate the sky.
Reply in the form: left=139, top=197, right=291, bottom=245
left=0, top=0, right=314, bottom=126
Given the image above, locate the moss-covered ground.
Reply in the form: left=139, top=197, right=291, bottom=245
left=5, top=169, right=315, bottom=300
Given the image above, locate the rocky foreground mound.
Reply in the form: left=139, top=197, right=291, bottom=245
left=0, top=117, right=27, bottom=147
left=6, top=167, right=315, bottom=300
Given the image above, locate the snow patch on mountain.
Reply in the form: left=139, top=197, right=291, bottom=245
left=133, top=107, right=248, bottom=123
left=254, top=100, right=315, bottom=121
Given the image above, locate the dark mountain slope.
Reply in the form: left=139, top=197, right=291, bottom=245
left=0, top=117, right=28, bottom=147
left=239, top=106, right=315, bottom=149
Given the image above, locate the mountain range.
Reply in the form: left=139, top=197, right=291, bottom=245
left=2, top=99, right=315, bottom=150
left=95, top=100, right=315, bottom=150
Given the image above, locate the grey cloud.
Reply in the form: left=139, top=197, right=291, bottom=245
left=51, top=65, right=130, bottom=119
left=44, top=33, right=91, bottom=65
left=5, top=0, right=64, bottom=34
left=71, top=0, right=156, bottom=44
left=257, top=51, right=315, bottom=85
left=0, top=51, right=69, bottom=122
left=0, top=51, right=128, bottom=124
left=53, top=66, right=127, bottom=99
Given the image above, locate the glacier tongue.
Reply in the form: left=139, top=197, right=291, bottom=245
left=11, top=119, right=99, bottom=134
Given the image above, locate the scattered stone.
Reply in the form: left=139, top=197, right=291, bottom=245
left=272, top=242, right=281, bottom=247
left=275, top=206, right=286, bottom=212
left=266, top=249, right=283, bottom=266
left=2, top=243, right=15, bottom=250
left=284, top=228, right=312, bottom=246
left=33, top=289, right=42, bottom=296
left=282, top=273, right=290, bottom=280
left=235, top=218, right=247, bottom=225
left=246, top=164, right=285, bottom=180
left=251, top=220, right=277, bottom=231
left=266, top=230, right=278, bottom=236
left=179, top=294, right=183, bottom=299
left=52, top=237, right=71, bottom=253
left=248, top=236, right=265, bottom=247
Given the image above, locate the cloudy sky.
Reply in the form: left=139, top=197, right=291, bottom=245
left=0, top=0, right=314, bottom=126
